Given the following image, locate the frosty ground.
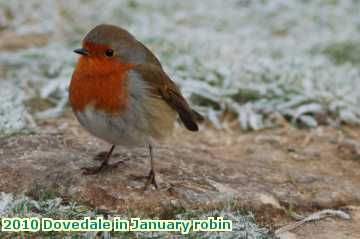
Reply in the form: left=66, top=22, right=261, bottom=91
left=2, top=0, right=360, bottom=133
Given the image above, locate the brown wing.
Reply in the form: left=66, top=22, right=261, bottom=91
left=133, top=64, right=204, bottom=131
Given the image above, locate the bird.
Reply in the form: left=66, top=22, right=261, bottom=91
left=69, top=24, right=203, bottom=189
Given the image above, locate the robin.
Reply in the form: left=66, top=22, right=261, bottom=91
left=69, top=24, right=203, bottom=189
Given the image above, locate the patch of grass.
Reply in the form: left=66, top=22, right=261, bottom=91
left=25, top=184, right=59, bottom=202
left=157, top=204, right=187, bottom=220
left=0, top=193, right=273, bottom=239
left=0, top=126, right=38, bottom=141
left=24, top=96, right=55, bottom=114
left=127, top=0, right=138, bottom=9
left=322, top=41, right=360, bottom=66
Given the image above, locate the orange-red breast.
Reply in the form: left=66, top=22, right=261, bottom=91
left=69, top=24, right=203, bottom=189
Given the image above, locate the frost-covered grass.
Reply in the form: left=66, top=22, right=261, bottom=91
left=1, top=0, right=360, bottom=132
left=0, top=192, right=272, bottom=239
left=0, top=81, right=36, bottom=136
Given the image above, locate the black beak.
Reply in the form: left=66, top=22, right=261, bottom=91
left=73, top=48, right=88, bottom=56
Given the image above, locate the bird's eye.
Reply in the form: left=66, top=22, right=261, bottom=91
left=105, top=49, right=114, bottom=57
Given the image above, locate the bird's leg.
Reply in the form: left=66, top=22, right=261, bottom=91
left=93, top=151, right=112, bottom=161
left=144, top=144, right=158, bottom=190
left=82, top=145, right=123, bottom=175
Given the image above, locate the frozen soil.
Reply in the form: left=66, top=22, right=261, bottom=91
left=0, top=114, right=360, bottom=238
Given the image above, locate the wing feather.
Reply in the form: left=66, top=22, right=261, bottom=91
left=132, top=64, right=204, bottom=131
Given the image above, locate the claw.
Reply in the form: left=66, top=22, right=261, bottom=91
left=93, top=151, right=108, bottom=161
left=82, top=160, right=123, bottom=175
left=82, top=166, right=103, bottom=175
left=144, top=169, right=158, bottom=190
left=93, top=152, right=121, bottom=161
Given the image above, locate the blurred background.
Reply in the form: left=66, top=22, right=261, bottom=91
left=1, top=0, right=360, bottom=134
left=1, top=1, right=360, bottom=238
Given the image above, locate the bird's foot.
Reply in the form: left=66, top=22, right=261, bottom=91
left=82, top=160, right=124, bottom=175
left=144, top=169, right=158, bottom=190
left=93, top=151, right=131, bottom=162
left=93, top=151, right=119, bottom=161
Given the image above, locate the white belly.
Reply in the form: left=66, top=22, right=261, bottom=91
left=75, top=97, right=176, bottom=147
left=75, top=106, right=148, bottom=147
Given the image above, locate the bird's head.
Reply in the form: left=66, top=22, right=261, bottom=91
left=73, top=24, right=145, bottom=74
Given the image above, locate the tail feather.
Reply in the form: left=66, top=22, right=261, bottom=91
left=191, top=109, right=205, bottom=122
left=177, top=108, right=204, bottom=132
